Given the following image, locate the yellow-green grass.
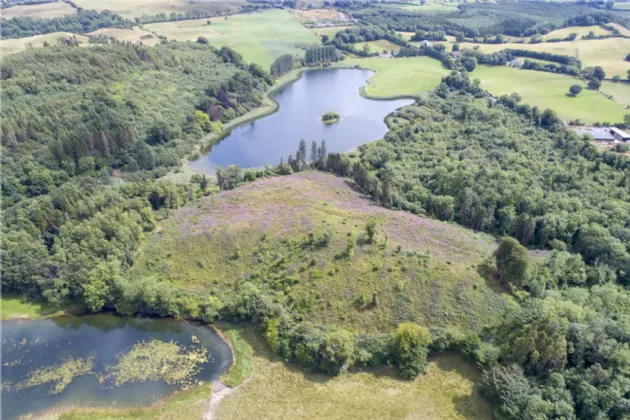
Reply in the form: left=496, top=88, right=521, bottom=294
left=88, top=27, right=160, bottom=46
left=220, top=324, right=253, bottom=388
left=541, top=25, right=610, bottom=41
left=354, top=39, right=403, bottom=54
left=0, top=1, right=76, bottom=19
left=146, top=9, right=319, bottom=68
left=460, top=38, right=630, bottom=77
left=217, top=326, right=493, bottom=420
left=472, top=65, right=627, bottom=124
left=58, top=383, right=211, bottom=420
left=72, top=0, right=246, bottom=19
left=339, top=56, right=450, bottom=98
left=1, top=294, right=81, bottom=320
left=311, top=25, right=353, bottom=39
left=600, top=81, right=630, bottom=110
left=608, top=23, right=630, bottom=37
left=132, top=172, right=503, bottom=334
left=0, top=32, right=89, bottom=56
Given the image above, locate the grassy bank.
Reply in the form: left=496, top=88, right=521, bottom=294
left=220, top=324, right=254, bottom=388
left=336, top=56, right=450, bottom=98
left=58, top=383, right=212, bottom=420
left=0, top=294, right=81, bottom=320
left=216, top=326, right=492, bottom=420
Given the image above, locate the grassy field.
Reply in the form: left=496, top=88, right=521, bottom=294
left=338, top=56, right=450, bottom=98
left=460, top=37, right=630, bottom=78
left=608, top=23, right=630, bottom=36
left=541, top=25, right=610, bottom=40
left=216, top=326, right=493, bottom=420
left=354, top=39, right=403, bottom=54
left=0, top=32, right=89, bottom=56
left=600, top=81, right=630, bottom=110
left=58, top=383, right=211, bottom=420
left=0, top=1, right=76, bottom=19
left=132, top=172, right=503, bottom=334
left=0, top=294, right=80, bottom=320
left=146, top=9, right=319, bottom=68
left=71, top=0, right=246, bottom=19
left=472, top=65, right=628, bottom=124
left=220, top=324, right=254, bottom=388
left=88, top=27, right=160, bottom=46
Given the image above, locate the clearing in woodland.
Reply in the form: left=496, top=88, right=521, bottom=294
left=216, top=327, right=492, bottom=420
left=0, top=33, right=89, bottom=56
left=146, top=9, right=319, bottom=68
left=132, top=171, right=504, bottom=334
left=88, top=27, right=160, bottom=46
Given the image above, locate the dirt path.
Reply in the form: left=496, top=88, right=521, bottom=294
left=203, top=378, right=251, bottom=420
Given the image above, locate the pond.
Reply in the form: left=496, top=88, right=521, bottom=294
left=1, top=314, right=232, bottom=420
left=189, top=68, right=414, bottom=171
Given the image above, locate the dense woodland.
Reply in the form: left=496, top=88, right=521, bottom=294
left=1, top=42, right=271, bottom=207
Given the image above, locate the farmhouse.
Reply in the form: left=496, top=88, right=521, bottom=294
left=610, top=127, right=630, bottom=142
left=572, top=127, right=615, bottom=143
left=420, top=40, right=433, bottom=47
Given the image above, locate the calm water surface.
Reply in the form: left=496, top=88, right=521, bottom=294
left=189, top=68, right=414, bottom=171
left=1, top=314, right=231, bottom=419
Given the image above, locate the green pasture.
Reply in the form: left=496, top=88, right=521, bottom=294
left=0, top=32, right=89, bottom=56
left=354, top=39, right=403, bottom=54
left=339, top=56, right=450, bottom=98
left=600, top=81, right=630, bottom=110
left=472, top=65, right=628, bottom=124
left=460, top=37, right=630, bottom=78
left=541, top=25, right=610, bottom=40
left=311, top=25, right=353, bottom=39
left=146, top=9, right=319, bottom=68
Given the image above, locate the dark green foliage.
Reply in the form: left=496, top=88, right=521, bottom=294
left=1, top=10, right=132, bottom=39
left=1, top=42, right=269, bottom=206
left=304, top=45, right=341, bottom=64
left=270, top=54, right=295, bottom=78
left=134, top=9, right=212, bottom=25
left=330, top=25, right=407, bottom=57
left=569, top=84, right=582, bottom=96
left=390, top=322, right=432, bottom=379
left=495, top=237, right=532, bottom=288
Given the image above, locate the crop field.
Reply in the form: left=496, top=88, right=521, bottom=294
left=600, top=81, right=630, bottom=110
left=292, top=8, right=346, bottom=22
left=146, top=9, right=319, bottom=68
left=133, top=171, right=503, bottom=334
left=472, top=65, right=628, bottom=124
left=88, top=27, right=160, bottom=46
left=541, top=25, right=610, bottom=40
left=339, top=56, right=451, bottom=97
left=354, top=39, right=403, bottom=54
left=217, top=327, right=493, bottom=420
left=0, top=1, right=77, bottom=19
left=460, top=37, right=630, bottom=78
left=71, top=0, right=247, bottom=19
left=0, top=32, right=89, bottom=56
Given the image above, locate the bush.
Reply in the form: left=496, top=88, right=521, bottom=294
left=390, top=323, right=432, bottom=379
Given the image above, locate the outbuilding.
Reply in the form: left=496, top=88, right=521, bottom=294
left=610, top=127, right=630, bottom=142
left=572, top=127, right=615, bottom=143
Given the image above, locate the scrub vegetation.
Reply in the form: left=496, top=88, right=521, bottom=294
left=101, top=339, right=209, bottom=387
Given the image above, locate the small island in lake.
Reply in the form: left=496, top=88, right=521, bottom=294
left=321, top=111, right=341, bottom=124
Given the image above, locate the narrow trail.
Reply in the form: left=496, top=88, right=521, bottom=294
left=203, top=377, right=251, bottom=420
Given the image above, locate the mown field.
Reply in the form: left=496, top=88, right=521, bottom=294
left=132, top=172, right=504, bottom=334
left=339, top=56, right=451, bottom=98
left=217, top=327, right=493, bottom=420
left=71, top=0, right=246, bottom=19
left=0, top=32, right=89, bottom=56
left=146, top=9, right=319, bottom=68
left=460, top=37, right=630, bottom=78
left=540, top=25, right=610, bottom=40
left=311, top=25, right=353, bottom=39
left=472, top=65, right=628, bottom=124
left=0, top=1, right=76, bottom=19
left=88, top=27, right=160, bottom=46
left=600, top=81, right=630, bottom=110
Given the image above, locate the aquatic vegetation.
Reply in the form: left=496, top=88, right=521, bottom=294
left=15, top=356, right=94, bottom=395
left=102, top=339, right=208, bottom=387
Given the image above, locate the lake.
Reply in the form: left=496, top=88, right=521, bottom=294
left=189, top=68, right=414, bottom=171
left=1, top=314, right=231, bottom=419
